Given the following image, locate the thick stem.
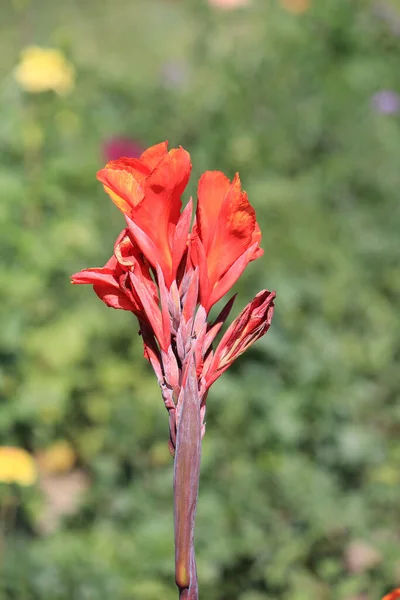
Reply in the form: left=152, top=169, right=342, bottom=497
left=173, top=360, right=202, bottom=600
left=179, top=546, right=198, bottom=599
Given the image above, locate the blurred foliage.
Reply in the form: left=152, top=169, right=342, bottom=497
left=1, top=0, right=400, bottom=598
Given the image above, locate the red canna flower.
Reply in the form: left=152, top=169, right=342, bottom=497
left=97, top=141, right=192, bottom=287
left=190, top=171, right=263, bottom=312
left=72, top=141, right=275, bottom=600
left=382, top=590, right=400, bottom=600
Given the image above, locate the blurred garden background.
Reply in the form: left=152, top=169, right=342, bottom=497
left=1, top=0, right=400, bottom=598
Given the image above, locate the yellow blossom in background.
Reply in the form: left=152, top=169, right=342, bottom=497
left=14, top=46, right=75, bottom=95
left=281, top=0, right=310, bottom=14
left=36, top=440, right=77, bottom=475
left=0, top=447, right=37, bottom=486
left=207, top=0, right=251, bottom=9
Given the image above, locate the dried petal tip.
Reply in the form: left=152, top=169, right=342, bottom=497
left=206, top=289, right=275, bottom=386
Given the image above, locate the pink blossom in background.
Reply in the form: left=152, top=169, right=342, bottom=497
left=207, top=0, right=251, bottom=9
left=102, top=137, right=144, bottom=162
left=371, top=90, right=400, bottom=114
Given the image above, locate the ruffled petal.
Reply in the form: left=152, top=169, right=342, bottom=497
left=140, top=141, right=168, bottom=170
left=206, top=174, right=256, bottom=286
left=196, top=171, right=231, bottom=254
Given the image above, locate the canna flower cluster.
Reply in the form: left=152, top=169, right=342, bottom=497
left=72, top=141, right=274, bottom=454
left=72, top=141, right=275, bottom=598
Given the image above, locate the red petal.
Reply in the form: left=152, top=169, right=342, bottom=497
left=71, top=267, right=119, bottom=287
left=96, top=147, right=164, bottom=217
left=71, top=267, right=140, bottom=312
left=129, top=271, right=167, bottom=351
left=114, top=230, right=142, bottom=268
left=93, top=285, right=136, bottom=311
left=97, top=144, right=191, bottom=288
left=196, top=171, right=231, bottom=254
left=97, top=168, right=145, bottom=215
left=172, top=198, right=193, bottom=276
left=156, top=264, right=172, bottom=347
left=125, top=215, right=168, bottom=275
left=127, top=147, right=192, bottom=285
left=138, top=147, right=191, bottom=231
left=102, top=157, right=150, bottom=176
left=206, top=243, right=258, bottom=311
left=206, top=174, right=257, bottom=287
left=189, top=234, right=210, bottom=311
left=140, top=141, right=168, bottom=170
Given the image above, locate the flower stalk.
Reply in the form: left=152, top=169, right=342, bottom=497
left=174, top=359, right=202, bottom=597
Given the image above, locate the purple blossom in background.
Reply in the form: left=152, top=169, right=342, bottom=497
left=371, top=90, right=400, bottom=114
left=103, top=137, right=144, bottom=162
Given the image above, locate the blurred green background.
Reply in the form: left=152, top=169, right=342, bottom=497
left=1, top=0, right=400, bottom=598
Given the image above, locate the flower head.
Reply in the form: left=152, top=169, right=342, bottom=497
left=72, top=141, right=274, bottom=449
left=14, top=46, right=75, bottom=95
left=0, top=447, right=37, bottom=486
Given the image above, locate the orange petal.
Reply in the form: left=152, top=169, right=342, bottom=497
left=131, top=147, right=191, bottom=281
left=206, top=245, right=255, bottom=310
left=97, top=169, right=145, bottom=216
left=97, top=143, right=191, bottom=286
left=140, top=141, right=169, bottom=170
left=206, top=174, right=257, bottom=286
left=103, top=157, right=150, bottom=176
left=133, top=147, right=191, bottom=233
left=196, top=171, right=231, bottom=254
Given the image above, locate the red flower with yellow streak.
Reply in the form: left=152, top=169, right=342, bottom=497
left=97, top=141, right=192, bottom=287
left=72, top=141, right=275, bottom=600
